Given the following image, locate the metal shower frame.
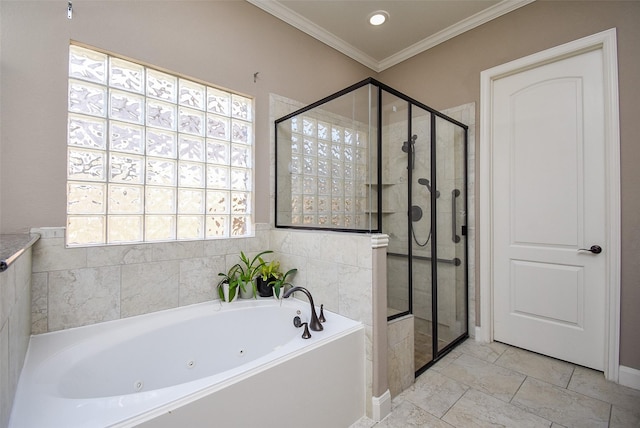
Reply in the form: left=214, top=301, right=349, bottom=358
left=274, top=77, right=469, bottom=375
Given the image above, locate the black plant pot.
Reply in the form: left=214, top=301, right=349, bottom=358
left=256, top=276, right=275, bottom=297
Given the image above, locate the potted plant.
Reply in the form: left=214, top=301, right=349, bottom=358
left=236, top=250, right=273, bottom=299
left=217, top=265, right=240, bottom=302
left=256, top=259, right=280, bottom=297
left=269, top=268, right=298, bottom=299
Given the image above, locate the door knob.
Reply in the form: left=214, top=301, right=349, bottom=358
left=578, top=245, right=602, bottom=254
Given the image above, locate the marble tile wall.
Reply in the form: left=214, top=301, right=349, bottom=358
left=442, top=102, right=476, bottom=337
left=269, top=229, right=373, bottom=322
left=30, top=225, right=269, bottom=333
left=0, top=247, right=33, bottom=428
left=387, top=315, right=414, bottom=397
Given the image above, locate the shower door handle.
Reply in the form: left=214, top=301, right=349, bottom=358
left=578, top=245, right=602, bottom=254
left=452, top=189, right=461, bottom=243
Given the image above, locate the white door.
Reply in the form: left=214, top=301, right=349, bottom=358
left=491, top=48, right=607, bottom=370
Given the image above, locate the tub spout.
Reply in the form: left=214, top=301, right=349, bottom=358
left=282, top=286, right=323, bottom=331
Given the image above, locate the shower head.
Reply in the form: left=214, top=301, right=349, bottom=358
left=417, top=178, right=440, bottom=198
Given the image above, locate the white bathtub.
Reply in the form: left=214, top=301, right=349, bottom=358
left=10, top=298, right=365, bottom=428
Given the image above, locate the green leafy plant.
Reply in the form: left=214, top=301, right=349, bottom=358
left=236, top=250, right=273, bottom=298
left=259, top=259, right=280, bottom=281
left=217, top=264, right=240, bottom=302
left=269, top=268, right=298, bottom=298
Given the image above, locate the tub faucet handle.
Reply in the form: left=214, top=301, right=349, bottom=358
left=319, top=304, right=326, bottom=323
left=300, top=322, right=311, bottom=339
left=293, top=316, right=311, bottom=339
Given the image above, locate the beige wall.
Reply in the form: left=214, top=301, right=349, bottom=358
left=379, top=1, right=640, bottom=369
left=0, top=0, right=371, bottom=232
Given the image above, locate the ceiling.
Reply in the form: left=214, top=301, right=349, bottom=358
left=247, top=0, right=534, bottom=72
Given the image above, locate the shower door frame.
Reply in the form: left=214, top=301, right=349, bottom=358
left=380, top=85, right=470, bottom=376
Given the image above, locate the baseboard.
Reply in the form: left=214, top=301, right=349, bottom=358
left=475, top=326, right=488, bottom=342
left=372, top=389, right=391, bottom=422
left=619, top=365, right=640, bottom=390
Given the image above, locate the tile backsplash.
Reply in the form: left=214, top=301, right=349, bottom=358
left=30, top=226, right=269, bottom=333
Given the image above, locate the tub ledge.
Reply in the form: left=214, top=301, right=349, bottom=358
left=0, top=233, right=40, bottom=272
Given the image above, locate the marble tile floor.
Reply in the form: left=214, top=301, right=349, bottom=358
left=352, top=339, right=640, bottom=428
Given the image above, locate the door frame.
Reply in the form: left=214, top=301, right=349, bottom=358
left=478, top=28, right=621, bottom=381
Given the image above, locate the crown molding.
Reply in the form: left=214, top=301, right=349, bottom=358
left=247, top=0, right=380, bottom=71
left=379, top=0, right=536, bottom=71
left=247, top=0, right=535, bottom=73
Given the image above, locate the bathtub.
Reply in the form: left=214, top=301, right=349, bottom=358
left=10, top=298, right=365, bottom=428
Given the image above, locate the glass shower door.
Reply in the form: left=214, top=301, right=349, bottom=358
left=410, top=106, right=434, bottom=368
left=434, top=116, right=467, bottom=353
left=377, top=82, right=468, bottom=376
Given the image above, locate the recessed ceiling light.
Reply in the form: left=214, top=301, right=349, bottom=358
left=369, top=10, right=389, bottom=26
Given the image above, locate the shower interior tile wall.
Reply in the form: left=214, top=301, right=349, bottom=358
left=448, top=102, right=476, bottom=338
left=384, top=113, right=438, bottom=324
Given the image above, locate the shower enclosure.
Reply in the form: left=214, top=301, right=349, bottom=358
left=275, top=78, right=468, bottom=375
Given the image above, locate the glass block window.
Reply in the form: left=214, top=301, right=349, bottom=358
left=67, top=45, right=254, bottom=246
left=283, top=116, right=370, bottom=229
